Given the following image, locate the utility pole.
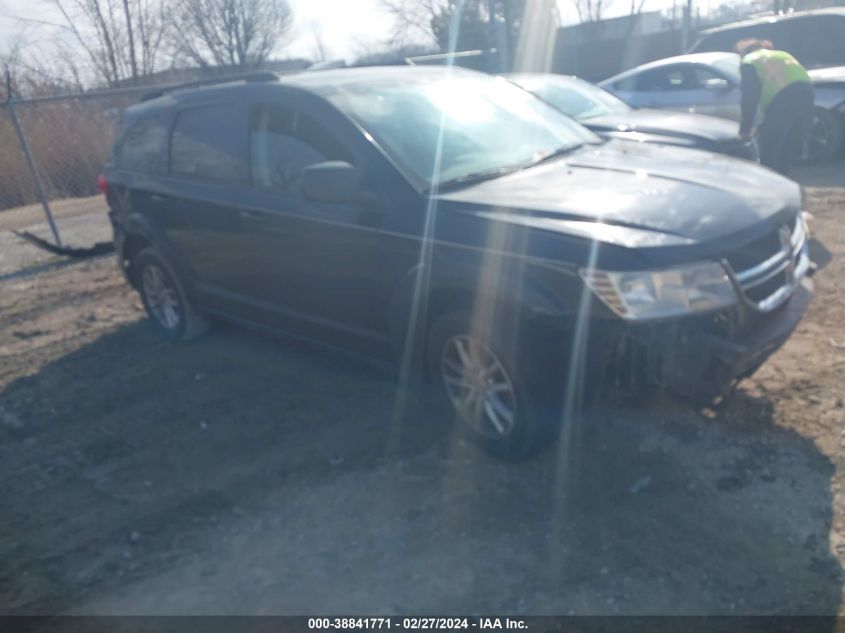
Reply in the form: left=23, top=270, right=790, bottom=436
left=681, top=0, right=693, bottom=51
left=122, top=0, right=138, bottom=83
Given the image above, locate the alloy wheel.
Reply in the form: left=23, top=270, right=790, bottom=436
left=804, top=114, right=832, bottom=162
left=440, top=335, right=517, bottom=439
left=141, top=263, right=182, bottom=331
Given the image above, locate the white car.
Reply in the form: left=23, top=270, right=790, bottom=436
left=599, top=53, right=743, bottom=121
left=600, top=52, right=845, bottom=163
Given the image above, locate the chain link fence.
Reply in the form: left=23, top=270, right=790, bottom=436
left=0, top=83, right=153, bottom=278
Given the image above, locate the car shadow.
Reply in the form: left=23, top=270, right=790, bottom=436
left=793, top=160, right=845, bottom=188
left=0, top=321, right=841, bottom=615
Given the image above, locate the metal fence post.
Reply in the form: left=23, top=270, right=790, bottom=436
left=4, top=71, right=63, bottom=247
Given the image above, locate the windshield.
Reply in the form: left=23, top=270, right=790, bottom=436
left=512, top=75, right=631, bottom=119
left=322, top=73, right=599, bottom=188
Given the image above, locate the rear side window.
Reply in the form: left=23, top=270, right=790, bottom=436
left=117, top=116, right=167, bottom=173
left=171, top=103, right=246, bottom=182
left=249, top=105, right=353, bottom=192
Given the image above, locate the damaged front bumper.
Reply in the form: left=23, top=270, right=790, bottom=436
left=658, top=277, right=813, bottom=401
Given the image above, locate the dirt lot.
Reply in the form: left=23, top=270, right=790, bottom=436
left=0, top=196, right=110, bottom=278
left=1, top=174, right=844, bottom=616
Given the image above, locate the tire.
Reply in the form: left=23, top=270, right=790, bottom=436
left=426, top=310, right=560, bottom=460
left=133, top=248, right=208, bottom=341
left=803, top=107, right=843, bottom=164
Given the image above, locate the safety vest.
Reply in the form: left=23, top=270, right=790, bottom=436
left=743, top=49, right=810, bottom=112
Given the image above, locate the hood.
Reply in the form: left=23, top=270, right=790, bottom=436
left=435, top=140, right=799, bottom=246
left=585, top=109, right=739, bottom=144
left=808, top=66, right=845, bottom=84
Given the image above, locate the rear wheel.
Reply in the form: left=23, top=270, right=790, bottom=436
left=134, top=248, right=208, bottom=341
left=803, top=107, right=843, bottom=164
left=427, top=311, right=559, bottom=460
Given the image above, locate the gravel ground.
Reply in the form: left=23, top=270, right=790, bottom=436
left=0, top=173, right=843, bottom=616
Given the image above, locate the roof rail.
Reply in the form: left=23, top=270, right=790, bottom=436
left=140, top=70, right=279, bottom=102
left=405, top=49, right=491, bottom=65
left=307, top=59, right=347, bottom=71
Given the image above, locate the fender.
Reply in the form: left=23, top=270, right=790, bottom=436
left=386, top=242, right=574, bottom=364
left=119, top=211, right=200, bottom=301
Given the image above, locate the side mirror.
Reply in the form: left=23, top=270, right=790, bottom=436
left=704, top=77, right=732, bottom=92
left=301, top=161, right=369, bottom=204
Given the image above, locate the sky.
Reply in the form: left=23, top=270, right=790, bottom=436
left=0, top=0, right=722, bottom=66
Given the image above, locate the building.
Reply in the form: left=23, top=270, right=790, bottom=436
left=556, top=10, right=664, bottom=45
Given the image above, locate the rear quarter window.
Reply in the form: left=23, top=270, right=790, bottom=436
left=116, top=115, right=168, bottom=173
left=613, top=76, right=639, bottom=91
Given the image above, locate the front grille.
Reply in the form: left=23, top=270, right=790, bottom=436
left=725, top=231, right=781, bottom=272
left=745, top=270, right=788, bottom=303
left=723, top=215, right=808, bottom=312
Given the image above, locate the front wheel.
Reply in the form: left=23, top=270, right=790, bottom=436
left=427, top=311, right=559, bottom=460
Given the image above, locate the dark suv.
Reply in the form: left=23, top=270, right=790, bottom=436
left=104, top=67, right=813, bottom=459
left=690, top=9, right=845, bottom=70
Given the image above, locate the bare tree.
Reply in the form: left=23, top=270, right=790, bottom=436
left=14, top=0, right=166, bottom=87
left=378, top=0, right=444, bottom=46
left=379, top=0, right=529, bottom=58
left=569, top=0, right=604, bottom=22
left=134, top=0, right=167, bottom=77
left=1, top=23, right=88, bottom=92
left=169, top=0, right=293, bottom=69
left=37, top=0, right=163, bottom=86
left=622, top=0, right=649, bottom=39
left=310, top=22, right=329, bottom=63
left=629, top=0, right=647, bottom=15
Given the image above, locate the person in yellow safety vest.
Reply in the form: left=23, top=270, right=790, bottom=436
left=736, top=38, right=814, bottom=176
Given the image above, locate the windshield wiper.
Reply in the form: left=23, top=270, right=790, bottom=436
left=429, top=143, right=591, bottom=193
left=431, top=165, right=525, bottom=192
left=527, top=143, right=586, bottom=167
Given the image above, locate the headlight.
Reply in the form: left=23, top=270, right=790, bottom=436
left=580, top=261, right=738, bottom=320
left=801, top=210, right=813, bottom=239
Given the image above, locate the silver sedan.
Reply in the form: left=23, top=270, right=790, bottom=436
left=599, top=52, right=845, bottom=163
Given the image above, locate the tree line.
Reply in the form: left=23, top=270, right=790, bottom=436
left=2, top=0, right=294, bottom=91
left=1, top=0, right=554, bottom=92
left=0, top=0, right=774, bottom=95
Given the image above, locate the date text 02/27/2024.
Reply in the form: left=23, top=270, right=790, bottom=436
left=307, top=618, right=528, bottom=630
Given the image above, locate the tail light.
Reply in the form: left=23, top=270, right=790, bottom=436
left=97, top=174, right=108, bottom=195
